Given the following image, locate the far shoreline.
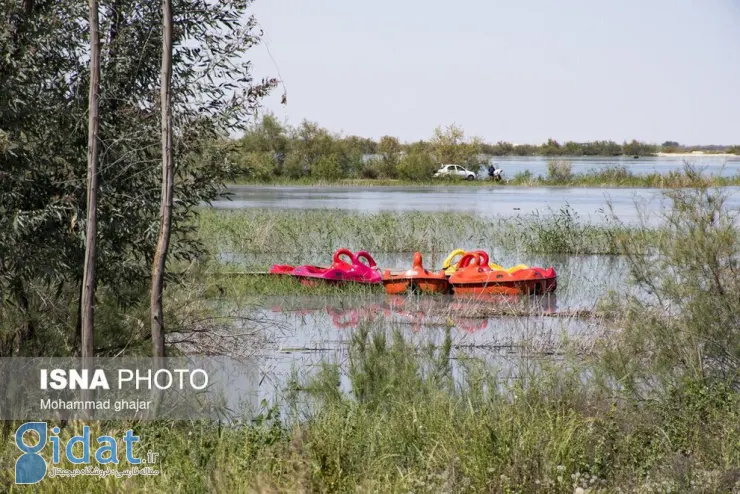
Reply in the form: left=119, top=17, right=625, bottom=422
left=654, top=152, right=738, bottom=158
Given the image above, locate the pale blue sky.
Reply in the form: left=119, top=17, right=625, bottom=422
left=248, top=0, right=740, bottom=145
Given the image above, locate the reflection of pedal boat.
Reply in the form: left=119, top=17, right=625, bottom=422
left=449, top=251, right=557, bottom=296
left=269, top=248, right=382, bottom=285
left=382, top=252, right=450, bottom=294
left=442, top=249, right=529, bottom=275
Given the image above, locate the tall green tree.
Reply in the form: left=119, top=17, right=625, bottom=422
left=0, top=0, right=275, bottom=356
left=430, top=124, right=480, bottom=166
left=377, top=136, right=401, bottom=178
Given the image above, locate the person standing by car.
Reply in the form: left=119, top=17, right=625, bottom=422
left=488, top=165, right=503, bottom=181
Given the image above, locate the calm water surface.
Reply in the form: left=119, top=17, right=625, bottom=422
left=217, top=185, right=740, bottom=224
left=485, top=155, right=740, bottom=178
left=202, top=156, right=738, bottom=410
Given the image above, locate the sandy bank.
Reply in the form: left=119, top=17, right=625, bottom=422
left=656, top=152, right=738, bottom=158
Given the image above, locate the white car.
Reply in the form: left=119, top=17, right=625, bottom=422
left=433, top=164, right=477, bottom=180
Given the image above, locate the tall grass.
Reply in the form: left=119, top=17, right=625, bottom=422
left=4, top=324, right=736, bottom=492
left=1, top=187, right=738, bottom=493
left=196, top=207, right=644, bottom=261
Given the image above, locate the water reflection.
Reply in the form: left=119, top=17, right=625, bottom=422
left=268, top=293, right=559, bottom=333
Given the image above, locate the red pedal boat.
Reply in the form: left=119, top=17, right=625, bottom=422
left=449, top=251, right=557, bottom=296
left=270, top=248, right=382, bottom=285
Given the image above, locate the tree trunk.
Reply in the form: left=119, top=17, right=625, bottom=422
left=81, top=0, right=101, bottom=361
left=150, top=0, right=173, bottom=359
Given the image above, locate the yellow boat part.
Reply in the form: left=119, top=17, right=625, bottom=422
left=441, top=249, right=528, bottom=275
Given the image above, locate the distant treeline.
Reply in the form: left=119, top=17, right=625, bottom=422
left=224, top=115, right=739, bottom=181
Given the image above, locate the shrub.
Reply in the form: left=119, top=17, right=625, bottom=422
left=512, top=169, right=535, bottom=185
left=311, top=154, right=344, bottom=181
left=359, top=162, right=380, bottom=179
left=605, top=186, right=740, bottom=386
left=283, top=151, right=306, bottom=179
left=396, top=151, right=437, bottom=181
left=237, top=151, right=276, bottom=181
left=546, top=159, right=573, bottom=183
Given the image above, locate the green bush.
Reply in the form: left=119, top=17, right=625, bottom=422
left=511, top=169, right=536, bottom=185
left=359, top=161, right=380, bottom=179
left=311, top=154, right=345, bottom=181
left=604, top=187, right=740, bottom=386
left=283, top=150, right=306, bottom=179
left=397, top=151, right=437, bottom=180
left=234, top=151, right=275, bottom=181
left=546, top=159, right=573, bottom=183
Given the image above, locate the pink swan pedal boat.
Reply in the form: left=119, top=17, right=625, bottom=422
left=269, top=248, right=382, bottom=285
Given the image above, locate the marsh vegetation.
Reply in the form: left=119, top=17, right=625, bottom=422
left=3, top=186, right=738, bottom=493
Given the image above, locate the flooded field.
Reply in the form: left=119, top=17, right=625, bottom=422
left=199, top=252, right=628, bottom=408
left=216, top=184, right=740, bottom=225
left=196, top=183, right=735, bottom=414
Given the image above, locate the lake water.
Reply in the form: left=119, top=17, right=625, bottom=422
left=216, top=185, right=740, bottom=225
left=214, top=156, right=740, bottom=224
left=208, top=291, right=608, bottom=413
left=201, top=253, right=630, bottom=411
left=202, top=156, right=737, bottom=411
left=483, top=154, right=740, bottom=178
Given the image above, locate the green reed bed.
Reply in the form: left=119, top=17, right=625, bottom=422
left=3, top=325, right=736, bottom=493
left=2, top=188, right=739, bottom=493
left=196, top=207, right=647, bottom=259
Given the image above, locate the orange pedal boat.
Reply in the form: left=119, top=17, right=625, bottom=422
left=382, top=252, right=450, bottom=295
left=449, top=251, right=557, bottom=296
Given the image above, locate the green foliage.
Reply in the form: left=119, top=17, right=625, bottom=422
left=230, top=151, right=275, bottom=181
left=311, top=154, right=345, bottom=181
left=563, top=141, right=583, bottom=156
left=546, top=159, right=574, bottom=183
left=604, top=186, right=740, bottom=386
left=483, top=140, right=515, bottom=156
left=397, top=149, right=438, bottom=181
left=3, top=328, right=736, bottom=492
left=622, top=139, right=658, bottom=156
left=581, top=140, right=623, bottom=156
left=0, top=0, right=275, bottom=355
left=358, top=160, right=380, bottom=179
left=511, top=169, right=536, bottom=185
left=196, top=207, right=639, bottom=256
left=541, top=138, right=563, bottom=156
left=377, top=135, right=401, bottom=178
left=283, top=150, right=306, bottom=179
left=430, top=123, right=481, bottom=166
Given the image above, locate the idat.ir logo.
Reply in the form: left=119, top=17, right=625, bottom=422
left=15, top=422, right=154, bottom=484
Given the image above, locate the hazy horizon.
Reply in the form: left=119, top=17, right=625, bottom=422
left=247, top=0, right=740, bottom=145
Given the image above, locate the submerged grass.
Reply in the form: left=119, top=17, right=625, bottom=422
left=196, top=206, right=647, bottom=259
